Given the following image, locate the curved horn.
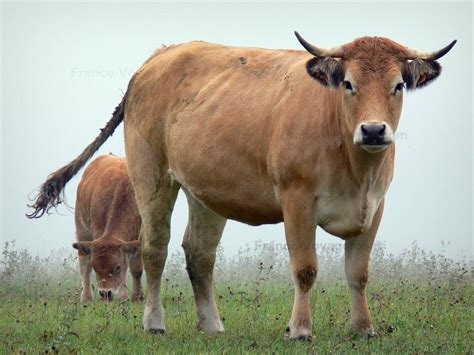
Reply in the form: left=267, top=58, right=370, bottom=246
left=294, top=31, right=344, bottom=58
left=405, top=40, right=457, bottom=60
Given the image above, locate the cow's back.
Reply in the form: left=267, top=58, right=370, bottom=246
left=75, top=155, right=140, bottom=240
left=124, top=42, right=335, bottom=225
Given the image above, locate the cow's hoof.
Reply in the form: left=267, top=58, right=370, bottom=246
left=197, top=317, right=225, bottom=333
left=80, top=297, right=92, bottom=304
left=80, top=290, right=93, bottom=303
left=352, top=327, right=377, bottom=338
left=295, top=335, right=312, bottom=342
left=283, top=326, right=312, bottom=342
left=131, top=294, right=144, bottom=302
left=364, top=328, right=377, bottom=338
left=149, top=328, right=165, bottom=335
left=143, top=304, right=165, bottom=333
left=198, top=324, right=225, bottom=333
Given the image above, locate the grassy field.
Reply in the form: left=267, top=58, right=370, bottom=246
left=1, top=242, right=472, bottom=354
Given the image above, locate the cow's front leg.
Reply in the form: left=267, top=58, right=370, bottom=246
left=344, top=200, right=384, bottom=337
left=79, top=254, right=93, bottom=303
left=281, top=188, right=317, bottom=341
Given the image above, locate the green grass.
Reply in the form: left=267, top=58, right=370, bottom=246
left=1, top=242, right=472, bottom=353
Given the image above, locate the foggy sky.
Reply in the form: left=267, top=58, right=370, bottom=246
left=2, top=2, right=472, bottom=259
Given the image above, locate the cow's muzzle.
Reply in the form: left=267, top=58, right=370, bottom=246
left=98, top=289, right=113, bottom=301
left=353, top=122, right=394, bottom=153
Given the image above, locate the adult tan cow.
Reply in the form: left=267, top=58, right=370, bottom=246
left=72, top=154, right=142, bottom=302
left=27, top=32, right=455, bottom=340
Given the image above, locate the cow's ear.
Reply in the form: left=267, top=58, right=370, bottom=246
left=73, top=242, right=92, bottom=255
left=403, top=59, right=441, bottom=90
left=121, top=240, right=140, bottom=255
left=306, top=57, right=343, bottom=88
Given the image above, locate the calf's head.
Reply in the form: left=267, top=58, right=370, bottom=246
left=73, top=238, right=140, bottom=301
left=295, top=32, right=456, bottom=153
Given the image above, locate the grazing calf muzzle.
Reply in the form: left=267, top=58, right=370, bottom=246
left=98, top=289, right=114, bottom=301
left=353, top=122, right=394, bottom=153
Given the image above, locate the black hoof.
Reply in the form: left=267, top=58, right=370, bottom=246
left=295, top=335, right=312, bottom=342
left=149, top=328, right=165, bottom=334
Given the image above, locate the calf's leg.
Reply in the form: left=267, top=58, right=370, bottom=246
left=75, top=226, right=93, bottom=303
left=78, top=253, right=93, bottom=303
left=128, top=252, right=144, bottom=301
left=116, top=257, right=129, bottom=300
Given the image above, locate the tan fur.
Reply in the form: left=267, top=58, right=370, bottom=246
left=74, top=155, right=143, bottom=302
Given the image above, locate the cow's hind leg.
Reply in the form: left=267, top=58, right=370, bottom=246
left=125, top=127, right=180, bottom=333
left=138, top=183, right=179, bottom=332
left=182, top=191, right=227, bottom=332
left=344, top=200, right=384, bottom=337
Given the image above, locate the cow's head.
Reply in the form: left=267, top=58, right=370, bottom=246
left=295, top=32, right=456, bottom=153
left=73, top=237, right=140, bottom=301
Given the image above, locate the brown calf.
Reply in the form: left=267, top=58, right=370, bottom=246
left=73, top=154, right=142, bottom=302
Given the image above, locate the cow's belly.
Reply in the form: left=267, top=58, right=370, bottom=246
left=316, top=193, right=381, bottom=239
left=189, top=189, right=283, bottom=225
left=169, top=168, right=283, bottom=226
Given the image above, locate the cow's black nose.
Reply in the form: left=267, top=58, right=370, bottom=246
left=361, top=123, right=386, bottom=145
left=99, top=289, right=113, bottom=301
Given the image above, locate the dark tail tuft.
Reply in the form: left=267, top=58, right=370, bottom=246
left=26, top=92, right=128, bottom=219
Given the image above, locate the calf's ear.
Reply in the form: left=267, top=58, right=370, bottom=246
left=306, top=57, right=344, bottom=88
left=73, top=242, right=92, bottom=255
left=403, top=59, right=441, bottom=90
left=121, top=240, right=141, bottom=255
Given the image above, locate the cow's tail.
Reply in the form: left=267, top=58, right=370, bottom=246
left=26, top=87, right=130, bottom=219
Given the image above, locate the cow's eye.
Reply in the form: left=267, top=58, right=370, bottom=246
left=393, top=82, right=405, bottom=94
left=343, top=80, right=353, bottom=92
left=114, top=265, right=121, bottom=274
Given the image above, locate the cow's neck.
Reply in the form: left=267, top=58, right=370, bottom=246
left=345, top=138, right=391, bottom=187
left=337, top=125, right=392, bottom=190
left=352, top=142, right=389, bottom=184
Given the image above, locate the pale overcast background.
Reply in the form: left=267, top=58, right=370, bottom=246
left=2, top=2, right=472, bottom=259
